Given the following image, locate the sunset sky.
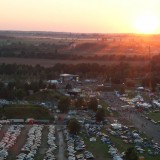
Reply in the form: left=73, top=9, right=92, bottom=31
left=0, top=0, right=160, bottom=33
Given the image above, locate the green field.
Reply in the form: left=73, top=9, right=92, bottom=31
left=0, top=104, right=52, bottom=119
left=82, top=135, right=111, bottom=160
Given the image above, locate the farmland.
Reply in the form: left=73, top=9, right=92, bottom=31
left=0, top=31, right=160, bottom=62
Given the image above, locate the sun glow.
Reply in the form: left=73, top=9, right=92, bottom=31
left=134, top=13, right=159, bottom=34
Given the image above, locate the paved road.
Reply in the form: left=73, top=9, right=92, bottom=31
left=101, top=92, right=160, bottom=144
left=129, top=112, right=160, bottom=144
left=58, top=129, right=65, bottom=160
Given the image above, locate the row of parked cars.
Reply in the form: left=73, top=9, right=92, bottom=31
left=16, top=125, right=43, bottom=160
left=85, top=116, right=160, bottom=159
left=0, top=125, right=24, bottom=160
left=43, top=125, right=57, bottom=160
left=108, top=124, right=160, bottom=156
left=84, top=124, right=123, bottom=160
left=101, top=131, right=125, bottom=159
left=64, top=130, right=94, bottom=160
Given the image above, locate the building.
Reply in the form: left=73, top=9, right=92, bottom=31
left=47, top=80, right=59, bottom=85
left=60, top=74, right=79, bottom=82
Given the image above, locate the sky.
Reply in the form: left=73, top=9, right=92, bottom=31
left=0, top=0, right=160, bottom=33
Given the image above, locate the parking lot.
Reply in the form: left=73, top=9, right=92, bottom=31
left=0, top=122, right=160, bottom=160
left=0, top=89, right=160, bottom=160
left=0, top=124, right=58, bottom=160
left=101, top=91, right=160, bottom=143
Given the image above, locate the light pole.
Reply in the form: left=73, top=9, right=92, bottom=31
left=148, top=46, right=152, bottom=91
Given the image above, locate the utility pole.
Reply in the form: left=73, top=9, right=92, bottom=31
left=148, top=46, right=152, bottom=91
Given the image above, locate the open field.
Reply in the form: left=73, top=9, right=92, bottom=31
left=0, top=57, right=148, bottom=67
left=0, top=104, right=51, bottom=119
left=82, top=136, right=111, bottom=160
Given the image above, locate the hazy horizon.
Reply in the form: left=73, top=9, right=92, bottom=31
left=1, top=29, right=157, bottom=35
left=1, top=0, right=160, bottom=34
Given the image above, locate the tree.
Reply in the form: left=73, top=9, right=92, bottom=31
left=120, top=83, right=126, bottom=95
left=58, top=97, right=70, bottom=113
left=48, top=83, right=57, bottom=89
left=0, top=82, right=4, bottom=90
left=0, top=87, right=13, bottom=100
left=38, top=79, right=46, bottom=89
left=30, top=81, right=39, bottom=92
left=88, top=97, right=98, bottom=111
left=14, top=89, right=27, bottom=100
left=75, top=97, right=84, bottom=109
left=67, top=118, right=81, bottom=135
left=124, top=147, right=138, bottom=160
left=7, top=81, right=16, bottom=90
left=65, top=83, right=72, bottom=90
left=96, top=108, right=105, bottom=122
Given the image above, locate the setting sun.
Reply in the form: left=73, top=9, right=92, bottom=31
left=134, top=13, right=159, bottom=34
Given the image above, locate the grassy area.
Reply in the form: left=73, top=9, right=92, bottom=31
left=146, top=112, right=160, bottom=122
left=34, top=155, right=44, bottom=160
left=25, top=90, right=63, bottom=101
left=0, top=104, right=52, bottom=119
left=109, top=135, right=160, bottom=160
left=110, top=135, right=133, bottom=152
left=82, top=135, right=111, bottom=160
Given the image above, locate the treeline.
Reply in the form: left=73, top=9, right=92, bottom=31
left=0, top=62, right=160, bottom=92
left=0, top=62, right=140, bottom=80
left=0, top=62, right=160, bottom=79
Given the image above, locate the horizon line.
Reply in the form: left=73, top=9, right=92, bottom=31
left=0, top=29, right=159, bottom=36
